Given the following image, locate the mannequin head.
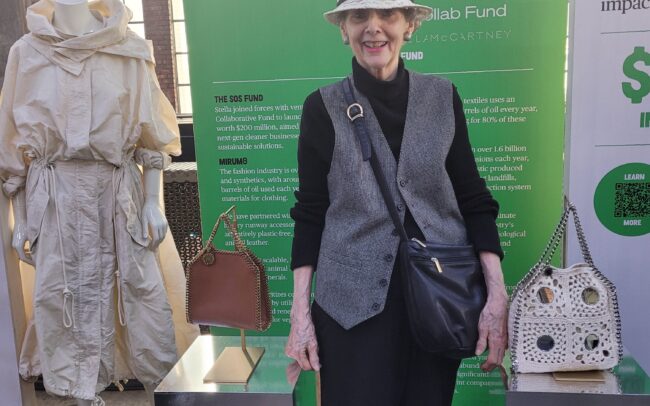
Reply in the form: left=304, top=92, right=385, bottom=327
left=52, top=0, right=102, bottom=36
left=55, top=0, right=89, bottom=5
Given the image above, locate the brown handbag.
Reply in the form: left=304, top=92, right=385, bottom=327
left=186, top=206, right=272, bottom=332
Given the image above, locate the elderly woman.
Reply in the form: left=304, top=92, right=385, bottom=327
left=286, top=0, right=508, bottom=404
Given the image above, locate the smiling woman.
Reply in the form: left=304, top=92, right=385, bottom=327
left=339, top=8, right=414, bottom=80
left=285, top=1, right=509, bottom=405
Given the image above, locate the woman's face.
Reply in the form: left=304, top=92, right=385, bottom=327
left=340, top=8, right=414, bottom=81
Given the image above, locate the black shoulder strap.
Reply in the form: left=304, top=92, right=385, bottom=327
left=341, top=77, right=409, bottom=242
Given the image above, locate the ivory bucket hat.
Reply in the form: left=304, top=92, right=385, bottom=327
left=324, top=0, right=433, bottom=25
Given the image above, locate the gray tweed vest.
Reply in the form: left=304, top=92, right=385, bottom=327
left=314, top=72, right=469, bottom=329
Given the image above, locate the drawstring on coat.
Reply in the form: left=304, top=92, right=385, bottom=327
left=43, top=161, right=130, bottom=329
left=112, top=166, right=127, bottom=327
left=45, top=162, right=75, bottom=329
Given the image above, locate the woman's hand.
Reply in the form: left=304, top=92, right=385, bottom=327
left=475, top=251, right=508, bottom=372
left=475, top=291, right=508, bottom=371
left=286, top=308, right=320, bottom=370
left=285, top=265, right=320, bottom=385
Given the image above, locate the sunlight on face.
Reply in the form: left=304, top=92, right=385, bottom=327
left=340, top=9, right=414, bottom=81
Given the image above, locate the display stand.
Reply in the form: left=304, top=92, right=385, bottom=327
left=507, top=353, right=650, bottom=406
left=155, top=335, right=294, bottom=405
left=203, top=329, right=265, bottom=384
left=1, top=1, right=38, bottom=403
left=0, top=194, right=36, bottom=405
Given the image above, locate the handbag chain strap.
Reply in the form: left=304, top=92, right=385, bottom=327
left=534, top=199, right=595, bottom=270
left=341, top=77, right=410, bottom=242
left=204, top=205, right=245, bottom=252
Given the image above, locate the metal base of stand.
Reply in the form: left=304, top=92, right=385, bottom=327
left=155, top=335, right=294, bottom=405
left=203, top=346, right=265, bottom=384
left=201, top=329, right=265, bottom=384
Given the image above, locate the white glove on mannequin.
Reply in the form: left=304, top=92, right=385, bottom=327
left=141, top=167, right=167, bottom=250
left=11, top=189, right=33, bottom=265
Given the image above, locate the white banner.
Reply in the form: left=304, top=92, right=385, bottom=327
left=567, top=0, right=650, bottom=372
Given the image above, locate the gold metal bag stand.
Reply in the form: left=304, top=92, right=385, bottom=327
left=203, top=329, right=265, bottom=384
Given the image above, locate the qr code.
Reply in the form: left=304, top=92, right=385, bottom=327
left=614, top=183, right=650, bottom=217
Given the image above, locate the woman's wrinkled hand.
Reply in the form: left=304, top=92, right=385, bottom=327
left=285, top=308, right=320, bottom=383
left=475, top=292, right=508, bottom=372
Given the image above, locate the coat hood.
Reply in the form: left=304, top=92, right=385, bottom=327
left=23, top=0, right=153, bottom=75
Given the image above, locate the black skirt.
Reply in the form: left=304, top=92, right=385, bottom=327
left=312, top=265, right=461, bottom=406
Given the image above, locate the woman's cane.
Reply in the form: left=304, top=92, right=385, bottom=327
left=315, top=371, right=321, bottom=406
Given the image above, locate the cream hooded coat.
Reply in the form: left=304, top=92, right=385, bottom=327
left=0, top=0, right=197, bottom=400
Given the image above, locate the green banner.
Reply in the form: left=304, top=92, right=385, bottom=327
left=184, top=1, right=567, bottom=404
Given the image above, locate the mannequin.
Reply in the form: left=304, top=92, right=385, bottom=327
left=1, top=0, right=181, bottom=404
left=13, top=0, right=168, bottom=261
left=52, top=0, right=104, bottom=37
left=11, top=170, right=167, bottom=406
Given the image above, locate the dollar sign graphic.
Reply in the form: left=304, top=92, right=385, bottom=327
left=622, top=46, right=650, bottom=104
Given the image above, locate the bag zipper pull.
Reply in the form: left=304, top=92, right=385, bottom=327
left=431, top=257, right=443, bottom=273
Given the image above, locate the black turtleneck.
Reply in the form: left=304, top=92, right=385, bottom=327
left=290, top=58, right=503, bottom=270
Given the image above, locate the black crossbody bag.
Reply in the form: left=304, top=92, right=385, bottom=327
left=342, top=78, right=487, bottom=359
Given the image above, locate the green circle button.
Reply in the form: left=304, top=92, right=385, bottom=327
left=594, top=163, right=650, bottom=236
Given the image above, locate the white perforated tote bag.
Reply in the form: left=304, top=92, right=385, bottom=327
left=508, top=201, right=622, bottom=373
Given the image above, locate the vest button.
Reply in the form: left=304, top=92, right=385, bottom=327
left=397, top=203, right=404, bottom=212
left=399, top=179, right=407, bottom=187
left=379, top=278, right=388, bottom=287
left=372, top=303, right=380, bottom=311
left=383, top=254, right=393, bottom=262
